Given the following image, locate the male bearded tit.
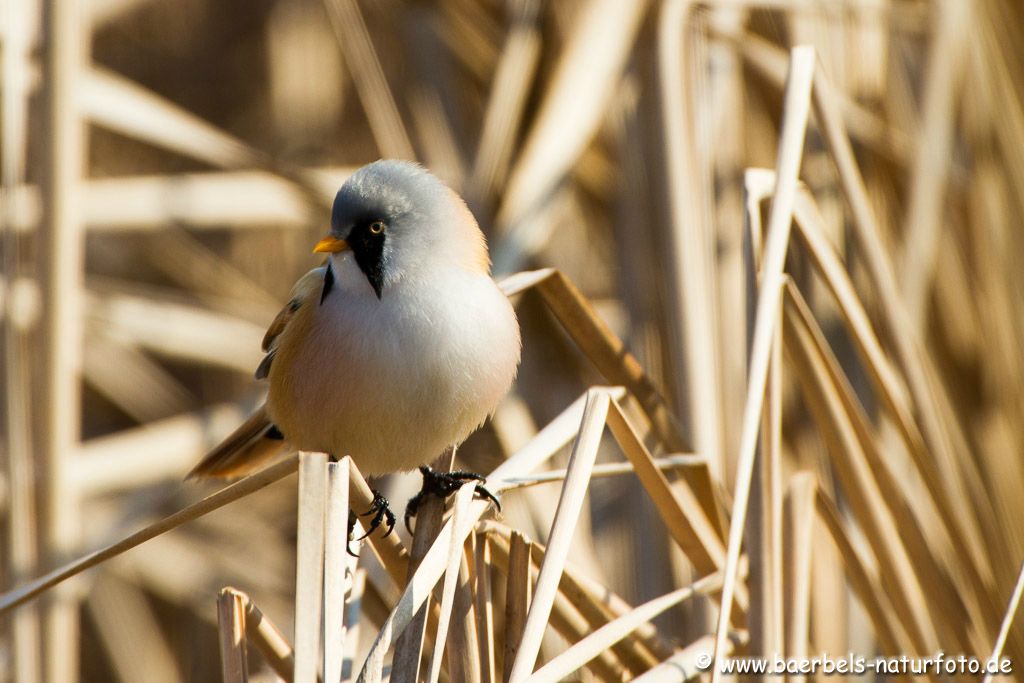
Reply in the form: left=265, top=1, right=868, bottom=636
left=188, top=160, right=521, bottom=532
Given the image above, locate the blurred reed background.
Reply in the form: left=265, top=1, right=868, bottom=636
left=2, top=0, right=1024, bottom=681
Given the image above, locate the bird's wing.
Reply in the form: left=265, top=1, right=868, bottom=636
left=256, top=266, right=328, bottom=379
left=188, top=266, right=328, bottom=479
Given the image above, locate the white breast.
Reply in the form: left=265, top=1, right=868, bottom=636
left=266, top=256, right=520, bottom=474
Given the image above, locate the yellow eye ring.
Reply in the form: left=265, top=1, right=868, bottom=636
left=369, top=221, right=386, bottom=234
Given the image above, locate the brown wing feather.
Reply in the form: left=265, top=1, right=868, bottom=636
left=255, top=267, right=327, bottom=378
left=189, top=267, right=327, bottom=480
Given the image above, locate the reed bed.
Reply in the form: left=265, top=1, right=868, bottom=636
left=2, top=0, right=1024, bottom=681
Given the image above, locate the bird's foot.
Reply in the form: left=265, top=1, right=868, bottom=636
left=361, top=489, right=397, bottom=539
left=404, top=466, right=501, bottom=533
left=346, top=489, right=396, bottom=551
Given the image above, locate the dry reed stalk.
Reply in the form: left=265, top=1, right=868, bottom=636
left=783, top=280, right=984, bottom=651
left=748, top=315, right=784, bottom=659
left=391, top=452, right=453, bottom=683
left=82, top=335, right=194, bottom=422
left=346, top=458, right=411, bottom=586
left=83, top=66, right=262, bottom=170
left=787, top=186, right=998, bottom=625
left=72, top=402, right=250, bottom=494
left=711, top=45, right=816, bottom=681
left=813, top=492, right=916, bottom=659
left=782, top=280, right=942, bottom=655
left=466, top=0, right=540, bottom=208
left=710, top=22, right=912, bottom=163
left=810, top=62, right=990, bottom=592
left=527, top=571, right=724, bottom=682
left=506, top=388, right=608, bottom=682
left=7, top=167, right=351, bottom=233
left=658, top=0, right=725, bottom=490
left=322, top=0, right=415, bottom=161
left=1, top=0, right=42, bottom=678
left=0, top=455, right=300, bottom=613
left=495, top=455, right=703, bottom=492
left=605, top=399, right=739, bottom=606
left=899, top=1, right=970, bottom=333
left=446, top=539, right=482, bottom=683
left=237, top=590, right=296, bottom=682
left=405, top=3, right=469, bottom=187
left=499, top=268, right=722, bottom=536
left=217, top=587, right=249, bottom=683
left=142, top=229, right=282, bottom=316
left=39, top=0, right=87, bottom=678
left=634, top=634, right=737, bottom=683
left=502, top=531, right=531, bottom=683
left=294, top=453, right=327, bottom=682
left=781, top=473, right=815, bottom=663
left=342, top=569, right=367, bottom=683
left=324, top=461, right=352, bottom=683
left=483, top=522, right=666, bottom=674
left=472, top=534, right=496, bottom=683
left=435, top=0, right=499, bottom=84
left=492, top=0, right=649, bottom=273
left=983, top=560, right=1024, bottom=683
left=357, top=386, right=626, bottom=681
left=86, top=576, right=180, bottom=683
left=85, top=290, right=266, bottom=373
left=425, top=484, right=479, bottom=683
left=78, top=67, right=333, bottom=208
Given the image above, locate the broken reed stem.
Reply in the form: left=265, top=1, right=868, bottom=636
left=242, top=594, right=296, bottom=683
left=217, top=587, right=249, bottom=683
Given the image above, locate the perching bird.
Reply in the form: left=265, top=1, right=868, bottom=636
left=188, top=160, right=521, bottom=528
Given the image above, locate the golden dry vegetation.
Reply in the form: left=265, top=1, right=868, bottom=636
left=3, top=0, right=1024, bottom=681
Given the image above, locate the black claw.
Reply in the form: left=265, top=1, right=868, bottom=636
left=404, top=466, right=501, bottom=533
left=357, top=489, right=396, bottom=540
left=472, top=483, right=502, bottom=512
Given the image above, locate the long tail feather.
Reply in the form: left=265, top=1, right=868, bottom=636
left=186, top=404, right=287, bottom=479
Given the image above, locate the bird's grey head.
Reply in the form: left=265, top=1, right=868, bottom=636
left=314, top=160, right=486, bottom=299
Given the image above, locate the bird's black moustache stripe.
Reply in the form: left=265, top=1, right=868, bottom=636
left=320, top=261, right=335, bottom=304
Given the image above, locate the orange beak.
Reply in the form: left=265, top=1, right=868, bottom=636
left=313, top=235, right=350, bottom=254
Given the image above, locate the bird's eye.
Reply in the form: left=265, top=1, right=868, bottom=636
left=369, top=220, right=386, bottom=234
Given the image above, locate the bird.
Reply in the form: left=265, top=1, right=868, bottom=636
left=188, top=160, right=521, bottom=531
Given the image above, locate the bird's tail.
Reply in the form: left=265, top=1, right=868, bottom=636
left=186, top=404, right=287, bottom=480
